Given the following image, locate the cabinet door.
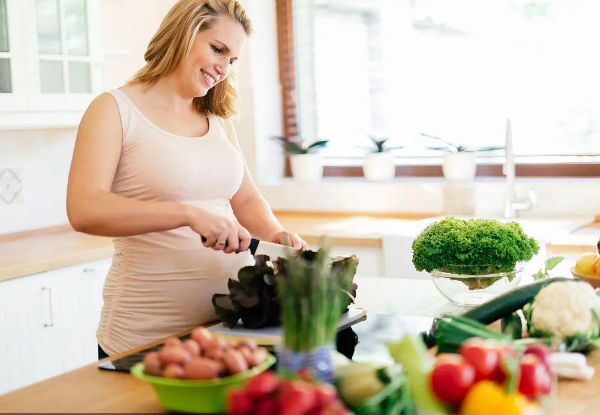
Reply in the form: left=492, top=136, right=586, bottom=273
left=55, top=258, right=110, bottom=372
left=0, top=275, right=62, bottom=395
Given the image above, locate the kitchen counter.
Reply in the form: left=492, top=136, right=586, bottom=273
left=0, top=276, right=598, bottom=413
left=0, top=211, right=598, bottom=283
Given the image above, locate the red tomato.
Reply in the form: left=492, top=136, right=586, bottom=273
left=227, top=388, right=254, bottom=415
left=279, top=380, right=318, bottom=415
left=430, top=354, right=476, bottom=405
left=518, top=354, right=551, bottom=399
left=460, top=339, right=501, bottom=381
left=244, top=371, right=280, bottom=398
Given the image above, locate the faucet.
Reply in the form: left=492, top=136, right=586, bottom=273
left=503, top=118, right=536, bottom=219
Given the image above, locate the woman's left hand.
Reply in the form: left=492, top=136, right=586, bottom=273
left=269, top=230, right=308, bottom=250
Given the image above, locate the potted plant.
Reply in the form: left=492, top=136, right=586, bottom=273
left=272, top=136, right=329, bottom=182
left=420, top=133, right=503, bottom=182
left=360, top=135, right=403, bottom=182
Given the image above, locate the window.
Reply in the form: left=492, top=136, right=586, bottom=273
left=279, top=0, right=600, bottom=177
left=0, top=0, right=102, bottom=127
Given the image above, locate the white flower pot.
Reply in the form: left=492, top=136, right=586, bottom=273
left=363, top=152, right=396, bottom=182
left=290, top=153, right=323, bottom=182
left=442, top=152, right=476, bottom=182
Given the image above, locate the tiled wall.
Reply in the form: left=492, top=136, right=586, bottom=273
left=0, top=129, right=76, bottom=235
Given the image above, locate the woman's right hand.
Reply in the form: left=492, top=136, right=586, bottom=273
left=186, top=206, right=251, bottom=254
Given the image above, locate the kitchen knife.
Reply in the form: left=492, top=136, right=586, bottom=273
left=200, top=236, right=300, bottom=259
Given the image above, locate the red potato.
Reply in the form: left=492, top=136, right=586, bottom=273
left=206, top=336, right=228, bottom=350
left=182, top=339, right=201, bottom=357
left=183, top=357, right=221, bottom=380
left=239, top=339, right=257, bottom=351
left=223, top=349, right=249, bottom=375
left=203, top=345, right=224, bottom=362
left=248, top=348, right=269, bottom=368
left=143, top=351, right=163, bottom=376
left=237, top=345, right=254, bottom=365
left=159, top=347, right=192, bottom=366
left=163, top=363, right=185, bottom=379
left=163, top=337, right=183, bottom=349
left=191, top=327, right=214, bottom=348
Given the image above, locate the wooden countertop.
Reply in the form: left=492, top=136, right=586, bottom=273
left=1, top=211, right=597, bottom=284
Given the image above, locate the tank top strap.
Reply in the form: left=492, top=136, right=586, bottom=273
left=106, top=89, right=133, bottom=144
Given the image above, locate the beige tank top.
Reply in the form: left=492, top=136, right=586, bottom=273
left=97, top=89, right=255, bottom=356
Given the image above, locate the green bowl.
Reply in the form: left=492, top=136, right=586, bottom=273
left=130, top=354, right=276, bottom=414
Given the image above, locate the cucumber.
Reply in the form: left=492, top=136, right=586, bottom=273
left=461, top=276, right=571, bottom=325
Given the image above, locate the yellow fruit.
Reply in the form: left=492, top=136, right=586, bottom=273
left=593, top=256, right=600, bottom=277
left=575, top=253, right=598, bottom=276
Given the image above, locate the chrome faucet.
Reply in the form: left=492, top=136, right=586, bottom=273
left=503, top=118, right=536, bottom=219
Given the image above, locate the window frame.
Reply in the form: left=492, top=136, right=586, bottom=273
left=0, top=0, right=103, bottom=129
left=275, top=0, right=600, bottom=178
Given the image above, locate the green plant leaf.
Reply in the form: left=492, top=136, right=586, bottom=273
left=426, top=146, right=454, bottom=153
left=306, top=140, right=329, bottom=150
left=545, top=256, right=565, bottom=271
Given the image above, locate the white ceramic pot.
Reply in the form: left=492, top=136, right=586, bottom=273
left=363, top=152, right=396, bottom=182
left=442, top=152, right=477, bottom=182
left=290, top=153, right=323, bottom=182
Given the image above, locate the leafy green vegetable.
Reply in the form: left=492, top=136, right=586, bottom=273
left=532, top=256, right=565, bottom=280
left=211, top=251, right=358, bottom=330
left=412, top=216, right=540, bottom=275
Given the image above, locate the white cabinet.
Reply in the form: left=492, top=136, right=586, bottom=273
left=0, top=258, right=110, bottom=396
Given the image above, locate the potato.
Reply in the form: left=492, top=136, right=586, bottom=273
left=203, top=345, right=223, bottom=362
left=222, top=349, right=249, bottom=375
left=182, top=339, right=201, bottom=357
left=163, top=337, right=183, bottom=349
left=183, top=358, right=220, bottom=380
left=248, top=348, right=269, bottom=368
left=163, top=363, right=185, bottom=379
left=143, top=351, right=163, bottom=376
left=237, top=345, right=253, bottom=365
left=205, top=336, right=228, bottom=351
left=239, top=339, right=257, bottom=351
left=191, top=327, right=213, bottom=348
left=159, top=347, right=192, bottom=366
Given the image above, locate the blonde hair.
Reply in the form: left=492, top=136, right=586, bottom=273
left=129, top=0, right=253, bottom=118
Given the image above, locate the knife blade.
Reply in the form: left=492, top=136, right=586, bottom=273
left=201, top=236, right=300, bottom=259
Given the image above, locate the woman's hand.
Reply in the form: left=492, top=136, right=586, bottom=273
left=269, top=229, right=308, bottom=250
left=186, top=206, right=251, bottom=254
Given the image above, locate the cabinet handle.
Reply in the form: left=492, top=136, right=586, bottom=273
left=42, top=287, right=54, bottom=328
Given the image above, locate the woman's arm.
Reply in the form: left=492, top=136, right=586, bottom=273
left=66, top=93, right=192, bottom=237
left=226, top=121, right=305, bottom=248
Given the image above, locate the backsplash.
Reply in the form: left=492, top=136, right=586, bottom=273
left=0, top=129, right=75, bottom=235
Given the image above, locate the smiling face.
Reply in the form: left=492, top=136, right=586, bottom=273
left=176, top=16, right=247, bottom=98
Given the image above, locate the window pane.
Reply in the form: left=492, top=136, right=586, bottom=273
left=0, top=0, right=8, bottom=52
left=39, top=60, right=64, bottom=92
left=68, top=61, right=90, bottom=93
left=36, top=0, right=62, bottom=55
left=0, top=58, right=11, bottom=93
left=64, top=0, right=89, bottom=56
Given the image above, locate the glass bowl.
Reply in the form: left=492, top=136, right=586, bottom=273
left=430, top=264, right=523, bottom=306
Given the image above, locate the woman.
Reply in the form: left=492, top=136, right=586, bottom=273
left=66, top=0, right=306, bottom=359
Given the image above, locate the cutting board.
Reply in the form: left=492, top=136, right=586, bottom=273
left=207, top=307, right=367, bottom=346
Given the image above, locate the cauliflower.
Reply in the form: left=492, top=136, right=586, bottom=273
left=529, top=281, right=600, bottom=339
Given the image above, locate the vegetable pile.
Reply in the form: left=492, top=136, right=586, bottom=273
left=388, top=335, right=551, bottom=415
left=211, top=251, right=359, bottom=329
left=142, top=327, right=270, bottom=380
left=412, top=217, right=540, bottom=289
left=227, top=370, right=349, bottom=415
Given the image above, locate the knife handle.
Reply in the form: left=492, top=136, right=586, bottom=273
left=201, top=236, right=260, bottom=255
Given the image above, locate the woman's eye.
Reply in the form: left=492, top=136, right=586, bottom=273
left=211, top=45, right=222, bottom=54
